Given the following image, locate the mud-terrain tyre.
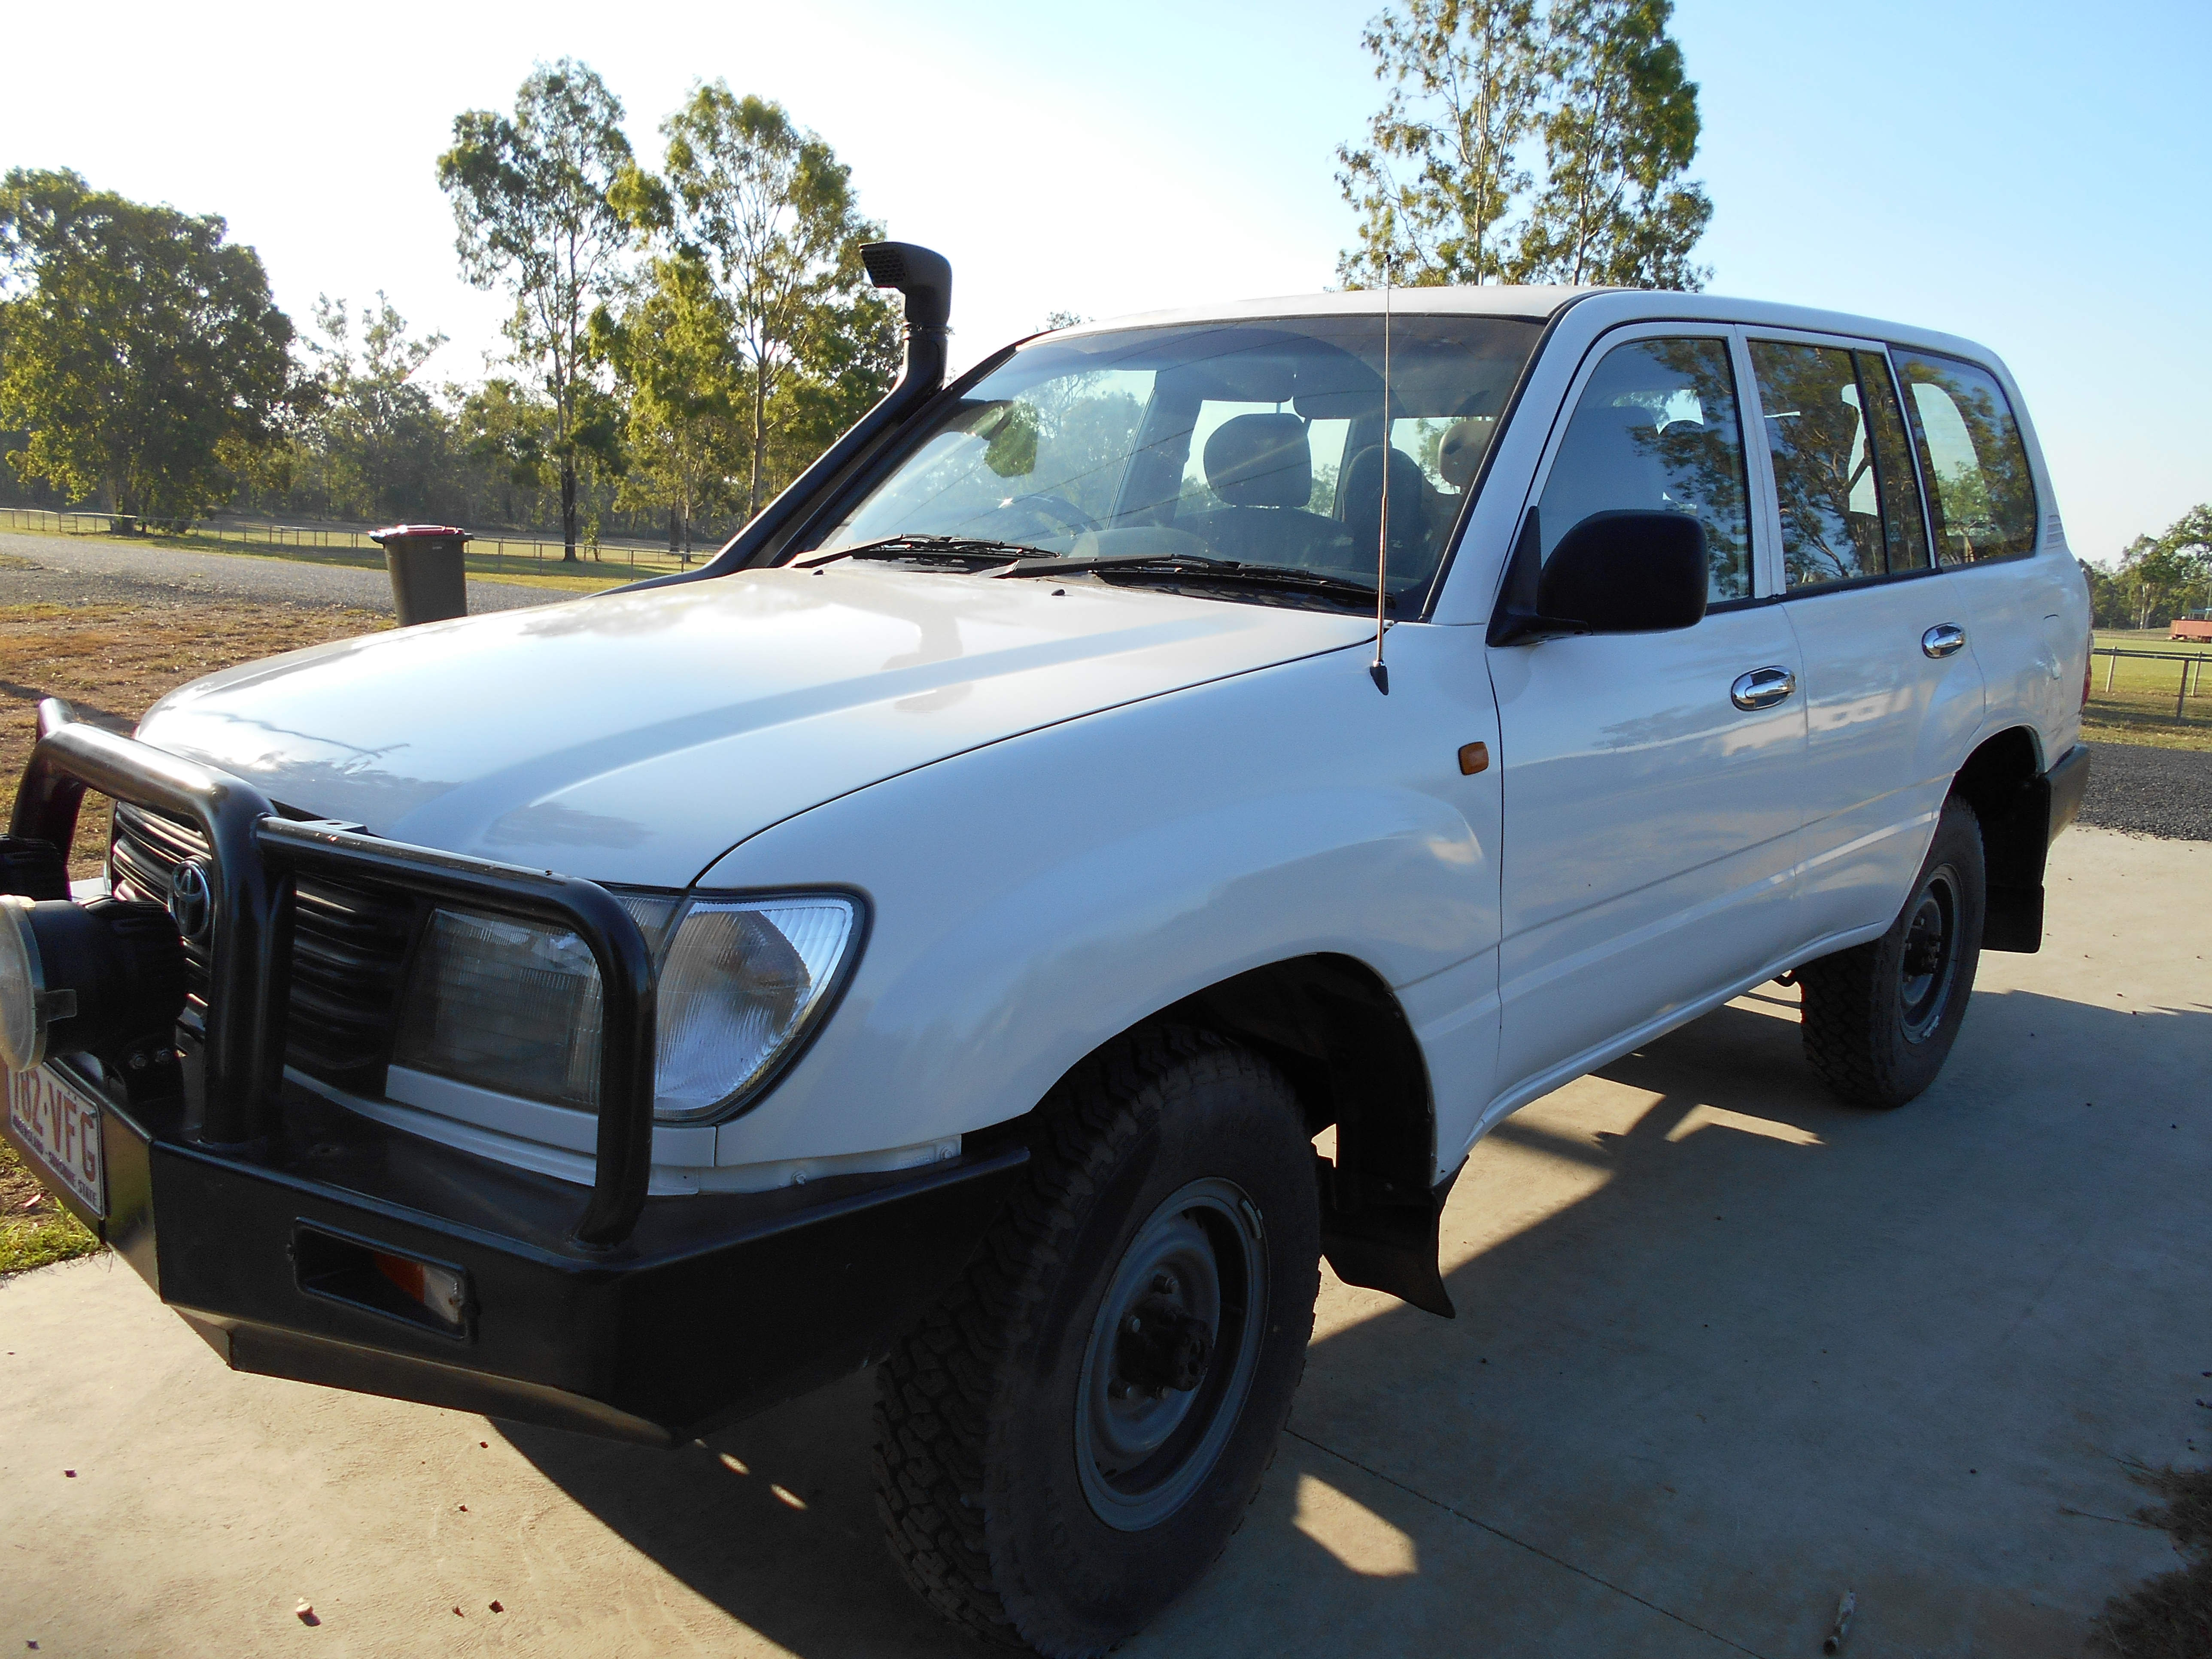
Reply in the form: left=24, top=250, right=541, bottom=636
left=1799, top=794, right=1986, bottom=1109
left=874, top=1027, right=1321, bottom=1657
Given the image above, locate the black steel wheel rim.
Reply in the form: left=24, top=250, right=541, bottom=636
left=1898, top=865, right=1960, bottom=1041
left=1074, top=1177, right=1267, bottom=1532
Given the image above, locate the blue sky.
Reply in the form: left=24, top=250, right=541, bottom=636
left=3, top=0, right=2204, bottom=561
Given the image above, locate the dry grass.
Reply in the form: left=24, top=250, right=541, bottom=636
left=2, top=597, right=391, bottom=875
left=3, top=597, right=391, bottom=1275
left=2094, top=1462, right=2212, bottom=1657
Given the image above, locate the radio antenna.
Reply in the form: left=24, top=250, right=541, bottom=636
left=1368, top=270, right=1393, bottom=695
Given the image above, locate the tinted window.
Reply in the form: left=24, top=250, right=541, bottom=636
left=1752, top=342, right=1875, bottom=587
left=1857, top=352, right=1931, bottom=573
left=1893, top=350, right=2038, bottom=563
left=1536, top=337, right=1753, bottom=603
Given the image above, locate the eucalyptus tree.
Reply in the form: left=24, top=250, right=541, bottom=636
left=1337, top=0, right=1710, bottom=292
left=298, top=293, right=453, bottom=521
left=438, top=59, right=634, bottom=559
left=1517, top=0, right=1711, bottom=288
left=652, top=85, right=884, bottom=518
left=2117, top=507, right=2212, bottom=631
left=596, top=252, right=742, bottom=557
left=0, top=167, right=299, bottom=524
left=757, top=253, right=899, bottom=498
left=1336, top=0, right=1544, bottom=287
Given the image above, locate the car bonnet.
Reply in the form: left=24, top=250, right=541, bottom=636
left=132, top=563, right=1371, bottom=885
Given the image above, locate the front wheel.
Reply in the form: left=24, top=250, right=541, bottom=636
left=874, top=1028, right=1320, bottom=1657
left=1798, top=794, right=1987, bottom=1109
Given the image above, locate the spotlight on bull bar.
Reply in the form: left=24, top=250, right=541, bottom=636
left=0, top=837, right=188, bottom=1073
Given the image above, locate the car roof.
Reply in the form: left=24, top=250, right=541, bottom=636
left=1052, top=286, right=1601, bottom=335
left=1047, top=286, right=2003, bottom=370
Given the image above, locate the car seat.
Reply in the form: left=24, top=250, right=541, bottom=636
left=1338, top=444, right=1436, bottom=585
left=1182, top=414, right=1351, bottom=568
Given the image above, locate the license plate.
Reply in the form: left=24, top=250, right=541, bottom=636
left=6, top=1066, right=106, bottom=1219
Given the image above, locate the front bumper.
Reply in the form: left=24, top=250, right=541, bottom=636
left=8, top=1061, right=1022, bottom=1446
left=6, top=699, right=1026, bottom=1444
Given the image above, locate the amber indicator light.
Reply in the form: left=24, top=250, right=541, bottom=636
left=1458, top=741, right=1490, bottom=776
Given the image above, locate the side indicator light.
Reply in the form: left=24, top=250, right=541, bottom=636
left=295, top=1223, right=472, bottom=1336
left=1458, top=741, right=1491, bottom=776
left=372, top=1251, right=470, bottom=1330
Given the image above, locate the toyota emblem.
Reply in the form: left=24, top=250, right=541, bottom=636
left=167, top=857, right=214, bottom=944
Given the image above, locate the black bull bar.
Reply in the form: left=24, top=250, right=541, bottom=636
left=14, top=696, right=658, bottom=1245
left=7, top=699, right=1026, bottom=1443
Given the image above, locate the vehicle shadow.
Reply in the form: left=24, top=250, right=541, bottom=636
left=501, top=983, right=2209, bottom=1657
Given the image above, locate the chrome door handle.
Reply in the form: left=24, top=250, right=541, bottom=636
left=1731, top=666, right=1796, bottom=711
left=1922, top=623, right=1967, bottom=659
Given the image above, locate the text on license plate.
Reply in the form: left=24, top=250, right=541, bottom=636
left=6, top=1066, right=105, bottom=1218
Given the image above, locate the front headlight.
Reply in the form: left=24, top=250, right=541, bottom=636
left=391, top=892, right=860, bottom=1124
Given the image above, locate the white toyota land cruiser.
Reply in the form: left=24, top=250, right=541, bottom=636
left=2, top=244, right=2090, bottom=1656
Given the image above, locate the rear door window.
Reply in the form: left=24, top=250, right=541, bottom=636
left=1535, top=336, right=1754, bottom=603
left=1858, top=352, right=1931, bottom=573
left=1749, top=341, right=1929, bottom=591
left=1891, top=350, right=2039, bottom=564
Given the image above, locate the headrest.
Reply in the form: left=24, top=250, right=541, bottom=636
left=1571, top=400, right=1657, bottom=445
left=1341, top=442, right=1429, bottom=509
left=1340, top=444, right=1431, bottom=552
left=1437, top=417, right=1495, bottom=490
left=1204, top=413, right=1312, bottom=509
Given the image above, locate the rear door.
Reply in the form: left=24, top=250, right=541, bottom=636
left=1890, top=348, right=2072, bottom=746
left=1488, top=326, right=1807, bottom=1097
left=1742, top=333, right=1987, bottom=949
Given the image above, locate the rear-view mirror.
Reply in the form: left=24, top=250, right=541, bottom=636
left=1535, top=510, right=1708, bottom=634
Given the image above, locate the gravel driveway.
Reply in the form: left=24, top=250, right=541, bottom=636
left=0, top=530, right=562, bottom=615
left=2077, top=740, right=2212, bottom=842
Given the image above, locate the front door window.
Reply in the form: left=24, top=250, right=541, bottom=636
left=1534, top=336, right=1754, bottom=603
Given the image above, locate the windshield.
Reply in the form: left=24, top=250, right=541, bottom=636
left=806, top=313, right=1543, bottom=602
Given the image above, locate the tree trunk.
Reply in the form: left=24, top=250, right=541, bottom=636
left=561, top=458, right=579, bottom=562
left=750, top=373, right=769, bottom=520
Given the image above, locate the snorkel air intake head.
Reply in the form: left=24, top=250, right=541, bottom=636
left=860, top=241, right=953, bottom=336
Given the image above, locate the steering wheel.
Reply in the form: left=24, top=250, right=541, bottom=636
left=997, top=492, right=1100, bottom=539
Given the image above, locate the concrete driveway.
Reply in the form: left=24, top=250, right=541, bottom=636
left=2, top=825, right=2205, bottom=1658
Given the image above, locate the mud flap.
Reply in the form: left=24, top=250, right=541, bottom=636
left=1980, top=745, right=2090, bottom=954
left=1316, top=1157, right=1461, bottom=1319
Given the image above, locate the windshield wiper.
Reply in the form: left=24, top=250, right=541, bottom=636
left=1000, top=554, right=1392, bottom=610
left=989, top=550, right=1241, bottom=580
left=793, top=534, right=1056, bottom=569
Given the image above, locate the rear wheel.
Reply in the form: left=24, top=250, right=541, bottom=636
left=874, top=1027, right=1319, bottom=1657
left=1798, top=795, right=1986, bottom=1108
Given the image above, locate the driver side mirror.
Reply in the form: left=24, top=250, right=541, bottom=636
left=1489, top=509, right=1708, bottom=645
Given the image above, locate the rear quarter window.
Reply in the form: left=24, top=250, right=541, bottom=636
left=1893, top=349, right=2039, bottom=564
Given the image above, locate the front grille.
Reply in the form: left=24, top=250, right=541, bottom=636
left=110, top=802, right=213, bottom=1015
left=110, top=803, right=418, bottom=1091
left=286, top=874, right=416, bottom=1091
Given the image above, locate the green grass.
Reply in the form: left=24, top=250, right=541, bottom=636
left=2087, top=631, right=2212, bottom=751
left=0, top=1137, right=101, bottom=1276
